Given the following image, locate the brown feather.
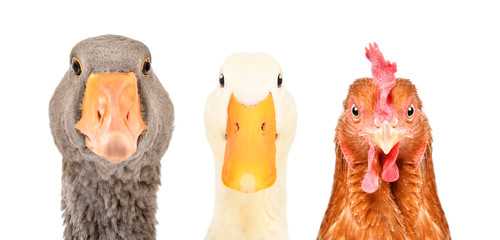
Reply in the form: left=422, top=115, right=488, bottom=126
left=318, top=78, right=450, bottom=240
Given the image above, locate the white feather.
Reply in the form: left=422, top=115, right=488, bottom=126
left=204, top=53, right=297, bottom=240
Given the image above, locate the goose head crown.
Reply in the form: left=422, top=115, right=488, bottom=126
left=50, top=35, right=174, bottom=179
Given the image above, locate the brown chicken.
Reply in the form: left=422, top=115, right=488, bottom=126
left=317, top=43, right=450, bottom=240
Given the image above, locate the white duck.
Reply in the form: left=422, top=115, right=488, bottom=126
left=204, top=53, right=297, bottom=239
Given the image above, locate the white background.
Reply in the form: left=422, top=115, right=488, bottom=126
left=0, top=0, right=498, bottom=239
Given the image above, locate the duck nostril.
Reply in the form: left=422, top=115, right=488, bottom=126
left=235, top=122, right=239, bottom=132
left=261, top=122, right=266, bottom=132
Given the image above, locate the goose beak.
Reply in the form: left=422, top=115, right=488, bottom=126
left=75, top=72, right=147, bottom=163
left=222, top=93, right=277, bottom=193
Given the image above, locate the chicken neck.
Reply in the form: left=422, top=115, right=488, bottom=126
left=319, top=142, right=449, bottom=239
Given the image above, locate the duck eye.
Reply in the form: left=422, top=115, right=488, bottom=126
left=219, top=73, right=225, bottom=87
left=407, top=105, right=415, bottom=117
left=351, top=104, right=359, bottom=118
left=142, top=58, right=151, bottom=75
left=277, top=74, right=283, bottom=87
left=71, top=58, right=82, bottom=76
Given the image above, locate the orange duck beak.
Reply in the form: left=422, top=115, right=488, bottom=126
left=222, top=93, right=277, bottom=193
left=75, top=72, right=147, bottom=163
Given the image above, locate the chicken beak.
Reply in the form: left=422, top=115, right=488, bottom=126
left=75, top=72, right=147, bottom=163
left=222, top=93, right=277, bottom=193
left=361, top=118, right=411, bottom=154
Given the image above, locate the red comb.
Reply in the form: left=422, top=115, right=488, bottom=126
left=365, top=42, right=397, bottom=90
left=365, top=42, right=397, bottom=119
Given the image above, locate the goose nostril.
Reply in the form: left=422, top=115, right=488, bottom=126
left=235, top=122, right=239, bottom=133
left=126, top=112, right=130, bottom=122
left=97, top=111, right=102, bottom=122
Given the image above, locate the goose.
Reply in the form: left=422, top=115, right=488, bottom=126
left=204, top=53, right=297, bottom=239
left=49, top=35, right=174, bottom=239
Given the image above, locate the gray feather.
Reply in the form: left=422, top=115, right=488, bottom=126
left=49, top=35, right=174, bottom=240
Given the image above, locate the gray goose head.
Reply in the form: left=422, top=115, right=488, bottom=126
left=49, top=35, right=174, bottom=179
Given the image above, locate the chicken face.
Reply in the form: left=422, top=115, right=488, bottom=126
left=338, top=43, right=430, bottom=193
left=390, top=79, right=429, bottom=169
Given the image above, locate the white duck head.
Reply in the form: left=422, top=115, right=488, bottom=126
left=205, top=53, right=297, bottom=194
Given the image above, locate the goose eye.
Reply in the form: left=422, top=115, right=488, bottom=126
left=407, top=105, right=415, bottom=118
left=219, top=73, right=225, bottom=87
left=142, top=58, right=151, bottom=75
left=72, top=58, right=82, bottom=76
left=351, top=104, right=359, bottom=118
left=277, top=74, right=283, bottom=87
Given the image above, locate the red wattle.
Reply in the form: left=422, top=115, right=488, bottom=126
left=381, top=142, right=400, bottom=182
left=362, top=143, right=379, bottom=193
left=362, top=142, right=402, bottom=193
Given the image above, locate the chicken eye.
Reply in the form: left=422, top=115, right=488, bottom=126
left=407, top=105, right=415, bottom=118
left=351, top=104, right=359, bottom=118
left=142, top=58, right=151, bottom=75
left=72, top=58, right=82, bottom=76
left=277, top=74, right=283, bottom=88
left=219, top=73, right=225, bottom=87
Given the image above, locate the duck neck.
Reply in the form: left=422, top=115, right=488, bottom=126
left=61, top=157, right=160, bottom=240
left=206, top=154, right=289, bottom=240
